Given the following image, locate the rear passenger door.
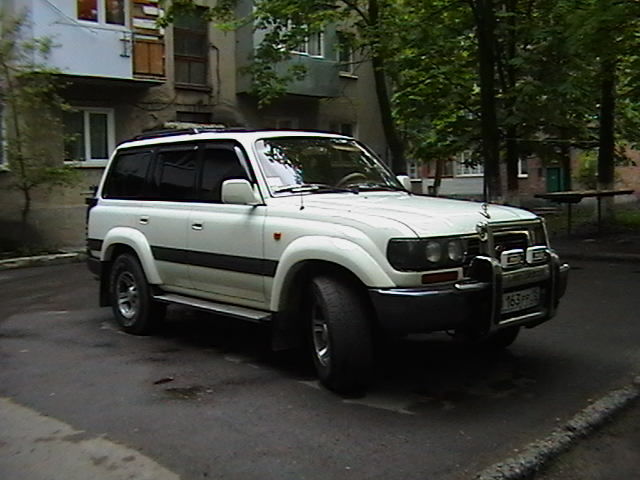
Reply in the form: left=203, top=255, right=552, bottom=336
left=187, top=143, right=267, bottom=307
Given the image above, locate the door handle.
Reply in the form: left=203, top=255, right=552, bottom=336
left=191, top=222, right=204, bottom=231
left=139, top=216, right=149, bottom=225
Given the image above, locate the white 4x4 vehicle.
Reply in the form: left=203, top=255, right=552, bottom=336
left=87, top=129, right=569, bottom=394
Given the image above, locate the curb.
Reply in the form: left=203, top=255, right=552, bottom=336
left=0, top=251, right=86, bottom=271
left=474, top=376, right=640, bottom=480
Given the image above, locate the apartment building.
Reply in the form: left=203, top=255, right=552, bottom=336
left=0, top=0, right=387, bottom=249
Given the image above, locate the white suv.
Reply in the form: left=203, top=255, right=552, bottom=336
left=87, top=128, right=569, bottom=394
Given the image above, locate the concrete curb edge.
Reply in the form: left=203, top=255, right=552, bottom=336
left=0, top=251, right=86, bottom=271
left=474, top=377, right=640, bottom=480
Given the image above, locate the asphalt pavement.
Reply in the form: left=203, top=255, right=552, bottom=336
left=0, top=230, right=639, bottom=480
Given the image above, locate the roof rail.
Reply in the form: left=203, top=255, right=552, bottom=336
left=132, top=126, right=249, bottom=141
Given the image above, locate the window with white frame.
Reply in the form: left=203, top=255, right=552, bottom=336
left=288, top=23, right=324, bottom=58
left=455, top=151, right=484, bottom=176
left=77, top=0, right=126, bottom=26
left=518, top=157, right=529, bottom=177
left=64, top=108, right=115, bottom=162
left=337, top=32, right=355, bottom=75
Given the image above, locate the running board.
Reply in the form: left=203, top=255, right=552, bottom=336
left=153, top=293, right=272, bottom=323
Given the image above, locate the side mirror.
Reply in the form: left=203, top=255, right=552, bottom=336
left=221, top=179, right=261, bottom=205
left=396, top=175, right=412, bottom=191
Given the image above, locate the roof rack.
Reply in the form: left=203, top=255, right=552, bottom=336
left=132, top=127, right=250, bottom=141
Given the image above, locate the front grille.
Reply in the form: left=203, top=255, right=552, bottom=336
left=464, top=237, right=481, bottom=264
left=493, top=232, right=529, bottom=257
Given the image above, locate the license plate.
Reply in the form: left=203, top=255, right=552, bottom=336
left=502, top=287, right=540, bottom=314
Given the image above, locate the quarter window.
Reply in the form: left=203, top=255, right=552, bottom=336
left=102, top=150, right=153, bottom=199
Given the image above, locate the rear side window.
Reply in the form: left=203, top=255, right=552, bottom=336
left=102, top=150, right=152, bottom=199
left=150, top=147, right=198, bottom=201
left=199, top=147, right=250, bottom=203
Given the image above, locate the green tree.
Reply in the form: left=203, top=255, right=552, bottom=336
left=0, top=10, right=77, bottom=236
left=161, top=0, right=408, bottom=174
left=566, top=0, right=640, bottom=190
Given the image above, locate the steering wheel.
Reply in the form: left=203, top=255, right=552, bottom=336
left=336, top=172, right=367, bottom=187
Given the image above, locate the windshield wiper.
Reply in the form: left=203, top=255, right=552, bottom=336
left=352, top=183, right=406, bottom=192
left=273, top=183, right=359, bottom=194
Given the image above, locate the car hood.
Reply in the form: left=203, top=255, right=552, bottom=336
left=298, top=192, right=538, bottom=237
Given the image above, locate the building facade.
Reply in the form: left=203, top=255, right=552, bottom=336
left=0, top=0, right=387, bottom=249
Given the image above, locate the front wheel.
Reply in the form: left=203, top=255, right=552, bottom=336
left=109, top=253, right=165, bottom=335
left=307, top=275, right=374, bottom=395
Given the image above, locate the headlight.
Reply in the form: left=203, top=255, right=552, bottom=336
left=447, top=239, right=464, bottom=262
left=387, top=237, right=466, bottom=271
left=425, top=240, right=442, bottom=263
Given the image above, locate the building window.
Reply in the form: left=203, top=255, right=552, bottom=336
left=455, top=151, right=484, bottom=176
left=288, top=24, right=324, bottom=58
left=519, top=158, right=529, bottom=177
left=64, top=108, right=115, bottom=162
left=77, top=0, right=126, bottom=26
left=271, top=118, right=299, bottom=129
left=174, top=10, right=209, bottom=86
left=330, top=122, right=356, bottom=137
left=337, top=33, right=355, bottom=75
left=308, top=32, right=324, bottom=57
left=176, top=111, right=212, bottom=124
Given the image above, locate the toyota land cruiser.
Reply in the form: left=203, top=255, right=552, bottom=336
left=87, top=128, right=569, bottom=394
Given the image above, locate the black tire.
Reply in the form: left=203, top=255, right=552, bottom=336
left=307, top=275, right=374, bottom=395
left=109, top=253, right=165, bottom=335
left=455, top=325, right=520, bottom=350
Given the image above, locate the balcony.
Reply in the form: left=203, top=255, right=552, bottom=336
left=22, top=0, right=164, bottom=84
left=236, top=19, right=341, bottom=98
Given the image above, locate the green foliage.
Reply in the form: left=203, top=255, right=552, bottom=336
left=159, top=0, right=640, bottom=189
left=574, top=151, right=598, bottom=189
left=0, top=9, right=79, bottom=221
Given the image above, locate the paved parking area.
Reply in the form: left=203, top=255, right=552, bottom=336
left=1, top=261, right=639, bottom=479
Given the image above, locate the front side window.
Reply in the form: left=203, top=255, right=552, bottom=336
left=255, top=137, right=403, bottom=195
left=174, top=10, right=208, bottom=86
left=64, top=108, right=115, bottom=162
left=199, top=147, right=249, bottom=203
left=77, top=0, right=125, bottom=26
left=102, top=150, right=152, bottom=199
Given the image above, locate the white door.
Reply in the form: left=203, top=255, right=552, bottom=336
left=187, top=144, right=268, bottom=307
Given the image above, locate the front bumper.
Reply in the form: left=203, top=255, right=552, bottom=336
left=369, top=253, right=569, bottom=335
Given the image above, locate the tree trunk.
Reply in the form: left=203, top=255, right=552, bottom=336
left=432, top=158, right=445, bottom=196
left=505, top=128, right=519, bottom=205
left=473, top=0, right=502, bottom=202
left=369, top=0, right=406, bottom=174
left=597, top=57, right=616, bottom=191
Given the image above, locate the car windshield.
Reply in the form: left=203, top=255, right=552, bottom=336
left=255, top=137, right=405, bottom=195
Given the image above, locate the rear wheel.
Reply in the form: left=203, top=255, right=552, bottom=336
left=307, top=275, right=374, bottom=395
left=109, top=253, right=165, bottom=335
